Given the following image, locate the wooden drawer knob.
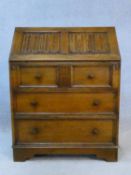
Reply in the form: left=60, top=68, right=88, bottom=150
left=30, top=100, right=38, bottom=107
left=34, top=73, right=42, bottom=80
left=91, top=128, right=99, bottom=135
left=92, top=99, right=100, bottom=106
left=30, top=127, right=39, bottom=135
left=87, top=73, right=95, bottom=79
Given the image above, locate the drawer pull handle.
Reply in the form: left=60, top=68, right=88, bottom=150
left=30, top=100, right=38, bottom=107
left=30, top=127, right=39, bottom=135
left=92, top=128, right=99, bottom=135
left=87, top=73, right=95, bottom=79
left=92, top=100, right=100, bottom=106
left=34, top=73, right=42, bottom=80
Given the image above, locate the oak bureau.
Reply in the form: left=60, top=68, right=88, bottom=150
left=9, top=27, right=121, bottom=161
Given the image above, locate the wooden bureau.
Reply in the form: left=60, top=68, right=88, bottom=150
left=9, top=27, right=121, bottom=161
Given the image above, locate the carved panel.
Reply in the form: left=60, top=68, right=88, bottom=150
left=68, top=32, right=110, bottom=54
left=58, top=66, right=71, bottom=87
left=20, top=32, right=61, bottom=54
left=20, top=31, right=110, bottom=55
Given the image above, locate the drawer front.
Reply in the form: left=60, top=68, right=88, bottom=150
left=15, top=119, right=115, bottom=144
left=73, top=65, right=111, bottom=87
left=11, top=62, right=120, bottom=89
left=18, top=66, right=57, bottom=87
left=16, top=92, right=115, bottom=113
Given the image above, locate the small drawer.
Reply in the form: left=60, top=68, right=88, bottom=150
left=16, top=92, right=115, bottom=113
left=18, top=66, right=58, bottom=87
left=15, top=119, right=115, bottom=144
left=72, top=65, right=112, bottom=87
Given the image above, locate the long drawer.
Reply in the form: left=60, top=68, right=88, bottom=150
left=15, top=92, right=115, bottom=113
left=15, top=119, right=115, bottom=144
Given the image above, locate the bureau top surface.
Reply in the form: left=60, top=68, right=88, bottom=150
left=9, top=27, right=121, bottom=61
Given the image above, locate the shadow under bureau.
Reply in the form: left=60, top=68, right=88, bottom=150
left=9, top=27, right=121, bottom=161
